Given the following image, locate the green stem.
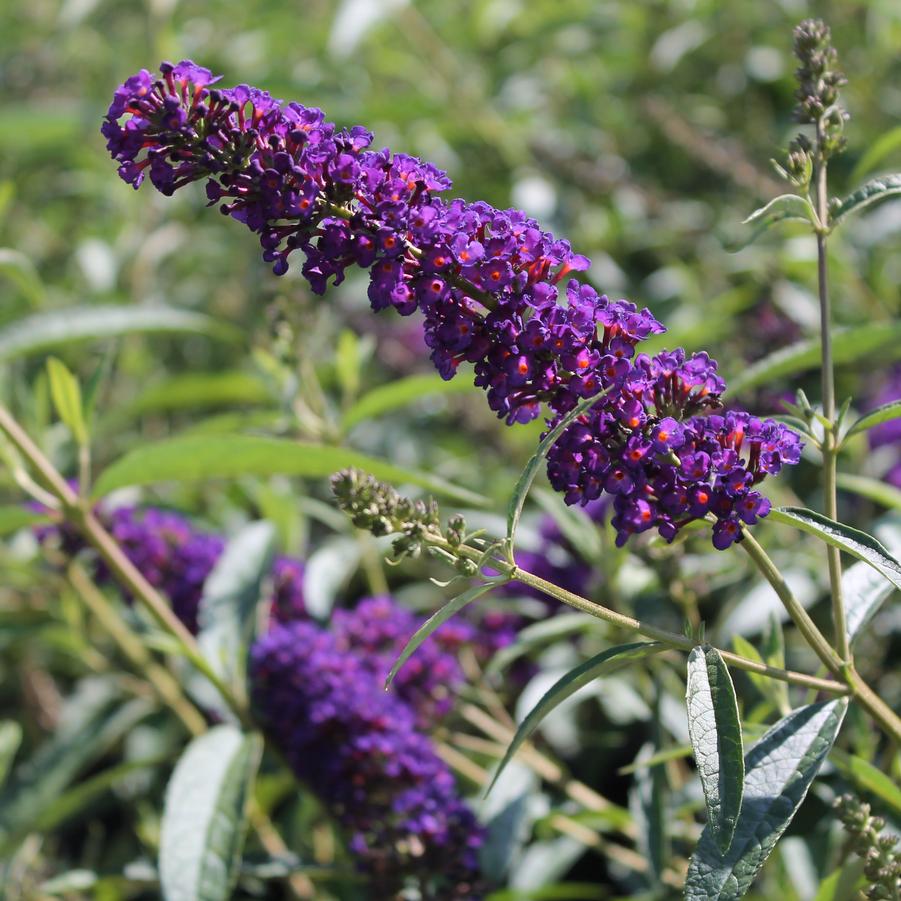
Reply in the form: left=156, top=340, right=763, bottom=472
left=0, top=402, right=251, bottom=729
left=433, top=536, right=846, bottom=695
left=814, top=118, right=850, bottom=663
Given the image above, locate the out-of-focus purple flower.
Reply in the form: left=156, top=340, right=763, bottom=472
left=332, top=596, right=471, bottom=729
left=250, top=622, right=486, bottom=898
left=866, top=367, right=901, bottom=489
left=36, top=505, right=306, bottom=632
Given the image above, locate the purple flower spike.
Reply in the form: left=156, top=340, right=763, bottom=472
left=250, top=622, right=486, bottom=898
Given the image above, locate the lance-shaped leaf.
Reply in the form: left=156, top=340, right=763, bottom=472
left=92, top=434, right=488, bottom=507
left=685, top=698, right=847, bottom=901
left=386, top=581, right=499, bottom=688
left=843, top=558, right=895, bottom=645
left=0, top=306, right=238, bottom=362
left=159, top=726, right=262, bottom=901
left=0, top=507, right=49, bottom=538
left=845, top=399, right=901, bottom=439
left=725, top=323, right=901, bottom=396
left=487, top=642, right=662, bottom=794
left=197, top=521, right=277, bottom=687
left=728, top=194, right=817, bottom=251
left=768, top=507, right=901, bottom=592
left=686, top=646, right=744, bottom=852
left=831, top=173, right=901, bottom=227
left=46, top=357, right=88, bottom=446
left=507, top=388, right=612, bottom=545
left=341, top=373, right=474, bottom=432
left=836, top=473, right=901, bottom=513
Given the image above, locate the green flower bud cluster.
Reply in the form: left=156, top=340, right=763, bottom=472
left=834, top=794, right=901, bottom=900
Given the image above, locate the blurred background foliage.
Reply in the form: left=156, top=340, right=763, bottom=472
left=1, top=0, right=900, bottom=898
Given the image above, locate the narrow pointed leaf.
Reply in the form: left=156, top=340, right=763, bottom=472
left=387, top=581, right=499, bottom=688
left=846, top=399, right=901, bottom=439
left=0, top=306, right=239, bottom=362
left=487, top=613, right=598, bottom=675
left=507, top=388, right=611, bottom=543
left=487, top=642, right=662, bottom=794
left=831, top=173, right=901, bottom=226
left=0, top=506, right=49, bottom=537
left=727, top=194, right=816, bottom=251
left=92, top=434, right=488, bottom=507
left=686, top=646, right=744, bottom=852
left=0, top=722, right=22, bottom=788
left=769, top=506, right=901, bottom=591
left=197, top=521, right=277, bottom=686
left=685, top=699, right=847, bottom=901
left=725, top=323, right=901, bottom=396
left=46, top=357, right=88, bottom=446
left=159, top=726, right=262, bottom=901
left=843, top=558, right=896, bottom=645
left=850, top=127, right=901, bottom=183
left=836, top=473, right=901, bottom=513
left=341, top=373, right=473, bottom=432
left=829, top=748, right=901, bottom=816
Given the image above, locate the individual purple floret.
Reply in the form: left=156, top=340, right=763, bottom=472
left=102, top=62, right=802, bottom=548
left=269, top=555, right=308, bottom=624
left=332, top=596, right=470, bottom=729
left=250, top=622, right=486, bottom=899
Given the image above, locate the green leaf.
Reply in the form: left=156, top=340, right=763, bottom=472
left=92, top=434, right=488, bottom=508
left=0, top=506, right=49, bottom=538
left=686, top=699, right=847, bottom=900
left=831, top=173, right=901, bottom=226
left=843, top=557, right=896, bottom=645
left=486, top=613, right=599, bottom=675
left=768, top=506, right=901, bottom=592
left=812, top=860, right=866, bottom=901
left=0, top=306, right=239, bottom=363
left=341, top=373, right=473, bottom=432
left=836, top=473, right=901, bottom=513
left=197, top=521, right=277, bottom=688
left=846, top=399, right=901, bottom=439
left=686, top=646, right=744, bottom=853
left=159, top=726, right=262, bottom=901
left=115, top=372, right=273, bottom=420
left=487, top=642, right=662, bottom=794
left=46, top=357, right=88, bottom=446
left=728, top=194, right=817, bottom=252
left=0, top=678, right=152, bottom=853
left=829, top=748, right=901, bottom=816
left=850, top=127, right=901, bottom=184
left=726, top=323, right=901, bottom=396
left=507, top=389, right=611, bottom=545
left=0, top=248, right=44, bottom=318
left=387, top=581, right=499, bottom=688
left=0, top=721, right=22, bottom=788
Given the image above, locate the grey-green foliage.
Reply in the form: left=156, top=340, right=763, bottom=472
left=159, top=725, right=262, bottom=901
left=686, top=646, right=744, bottom=853
left=685, top=699, right=847, bottom=901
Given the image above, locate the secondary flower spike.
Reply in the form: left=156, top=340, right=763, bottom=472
left=103, top=62, right=802, bottom=547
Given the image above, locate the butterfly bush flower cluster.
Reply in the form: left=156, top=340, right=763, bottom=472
left=103, top=62, right=802, bottom=548
left=251, top=622, right=485, bottom=898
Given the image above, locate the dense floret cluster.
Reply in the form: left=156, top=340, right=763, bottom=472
left=103, top=62, right=802, bottom=547
left=251, top=622, right=485, bottom=898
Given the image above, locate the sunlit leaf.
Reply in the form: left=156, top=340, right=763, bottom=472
left=768, top=506, right=901, bottom=592
left=686, top=646, right=744, bottom=853
left=685, top=699, right=847, bottom=900
left=727, top=194, right=816, bottom=251
left=46, top=357, right=88, bottom=446
left=341, top=372, right=473, bottom=432
left=845, top=400, right=901, bottom=439
left=159, top=726, right=262, bottom=901
left=0, top=306, right=239, bottom=363
left=836, top=473, right=901, bottom=513
left=92, top=434, right=488, bottom=507
left=831, top=173, right=901, bottom=226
